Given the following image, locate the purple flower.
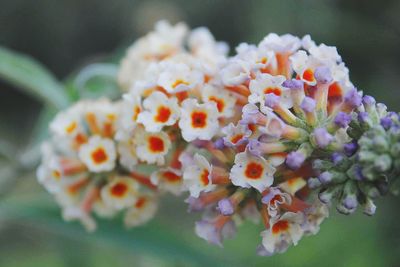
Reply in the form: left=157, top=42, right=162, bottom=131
left=195, top=218, right=236, bottom=247
left=300, top=96, right=316, bottom=113
left=344, top=141, right=358, bottom=156
left=354, top=164, right=365, bottom=181
left=261, top=187, right=282, bottom=204
left=331, top=152, right=344, bottom=165
left=247, top=139, right=263, bottom=157
left=362, top=95, right=376, bottom=107
left=318, top=171, right=332, bottom=184
left=264, top=93, right=280, bottom=108
left=213, top=138, right=226, bottom=149
left=344, top=88, right=362, bottom=109
left=286, top=151, right=306, bottom=170
left=185, top=196, right=205, bottom=212
left=282, top=79, right=304, bottom=90
left=307, top=177, right=321, bottom=189
left=313, top=128, right=333, bottom=148
left=314, top=66, right=333, bottom=84
left=357, top=111, right=369, bottom=123
left=342, top=195, right=357, bottom=210
left=334, top=112, right=352, bottom=128
left=195, top=220, right=222, bottom=246
left=380, top=117, right=392, bottom=130
left=240, top=104, right=262, bottom=125
left=217, top=198, right=234, bottom=216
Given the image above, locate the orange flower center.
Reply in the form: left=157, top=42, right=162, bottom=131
left=110, top=182, right=128, bottom=197
left=75, top=133, right=88, bottom=145
left=259, top=57, right=268, bottom=64
left=264, top=87, right=282, bottom=96
left=66, top=121, right=77, bottom=134
left=154, top=106, right=171, bottom=123
left=172, top=79, right=189, bottom=88
left=200, top=169, right=210, bottom=186
left=148, top=136, right=165, bottom=153
left=163, top=171, right=181, bottom=182
left=91, top=147, right=108, bottom=164
left=209, top=96, right=225, bottom=113
left=244, top=162, right=264, bottom=179
left=132, top=106, right=141, bottom=121
left=248, top=124, right=257, bottom=133
left=191, top=111, right=207, bottom=128
left=270, top=194, right=283, bottom=205
left=231, top=134, right=244, bottom=144
left=272, top=220, right=289, bottom=234
left=52, top=170, right=61, bottom=180
left=302, top=68, right=315, bottom=82
left=328, top=82, right=342, bottom=98
left=135, top=197, right=147, bottom=208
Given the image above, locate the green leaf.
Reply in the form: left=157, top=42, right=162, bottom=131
left=74, top=63, right=121, bottom=100
left=0, top=196, right=244, bottom=267
left=0, top=46, right=69, bottom=109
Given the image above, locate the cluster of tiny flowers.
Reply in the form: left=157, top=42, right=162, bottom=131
left=309, top=96, right=400, bottom=215
left=37, top=21, right=399, bottom=256
left=180, top=33, right=352, bottom=256
left=37, top=99, right=158, bottom=231
left=117, top=20, right=242, bottom=197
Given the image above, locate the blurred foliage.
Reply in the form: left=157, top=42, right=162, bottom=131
left=0, top=0, right=400, bottom=266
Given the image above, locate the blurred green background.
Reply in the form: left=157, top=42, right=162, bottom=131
left=1, top=0, right=400, bottom=266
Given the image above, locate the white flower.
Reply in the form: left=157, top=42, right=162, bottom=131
left=62, top=206, right=97, bottom=232
left=147, top=20, right=188, bottom=58
left=221, top=123, right=252, bottom=147
left=78, top=135, right=117, bottom=172
left=117, top=21, right=188, bottom=90
left=119, top=91, right=142, bottom=134
left=220, top=59, right=251, bottom=86
left=117, top=135, right=138, bottom=172
left=260, top=212, right=304, bottom=255
left=83, top=99, right=119, bottom=137
left=137, top=91, right=180, bottom=132
left=236, top=43, right=277, bottom=71
left=183, top=154, right=216, bottom=197
left=259, top=33, right=301, bottom=54
left=290, top=50, right=320, bottom=85
left=302, top=201, right=329, bottom=235
left=158, top=62, right=203, bottom=93
left=262, top=187, right=292, bottom=217
left=92, top=198, right=118, bottom=218
left=248, top=73, right=292, bottom=113
left=36, top=142, right=65, bottom=194
left=178, top=99, right=219, bottom=142
left=50, top=103, right=84, bottom=138
left=309, top=43, right=341, bottom=63
left=124, top=193, right=158, bottom=228
left=201, top=84, right=236, bottom=118
left=150, top=167, right=183, bottom=196
left=101, top=176, right=139, bottom=210
left=301, top=35, right=316, bottom=51
left=230, top=150, right=275, bottom=192
left=134, top=129, right=171, bottom=165
left=188, top=27, right=229, bottom=69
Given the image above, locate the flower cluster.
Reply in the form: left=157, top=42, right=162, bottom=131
left=309, top=96, right=400, bottom=215
left=180, top=33, right=352, bottom=255
left=117, top=20, right=243, bottom=196
left=37, top=99, right=158, bottom=231
left=37, top=21, right=399, bottom=256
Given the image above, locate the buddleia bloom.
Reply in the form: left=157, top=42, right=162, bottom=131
left=116, top=21, right=243, bottom=197
left=37, top=99, right=158, bottom=231
left=37, top=21, right=400, bottom=256
left=178, top=33, right=372, bottom=256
